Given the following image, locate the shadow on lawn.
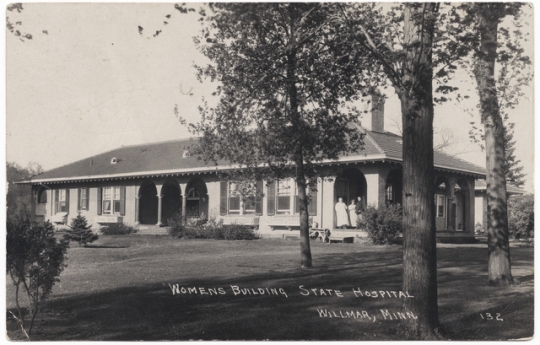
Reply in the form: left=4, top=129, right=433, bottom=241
left=15, top=245, right=533, bottom=341
left=83, top=244, right=131, bottom=249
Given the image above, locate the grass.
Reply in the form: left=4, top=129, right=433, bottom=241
left=6, top=236, right=534, bottom=340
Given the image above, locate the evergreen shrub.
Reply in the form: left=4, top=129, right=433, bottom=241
left=66, top=212, right=98, bottom=246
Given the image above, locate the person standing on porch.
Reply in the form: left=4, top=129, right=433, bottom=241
left=348, top=199, right=357, bottom=227
left=335, top=197, right=350, bottom=228
left=355, top=196, right=364, bottom=229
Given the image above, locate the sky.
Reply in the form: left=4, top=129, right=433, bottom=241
left=5, top=2, right=535, bottom=192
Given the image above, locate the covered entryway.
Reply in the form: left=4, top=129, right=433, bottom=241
left=185, top=177, right=208, bottom=218
left=161, top=179, right=182, bottom=225
left=385, top=169, right=403, bottom=206
left=139, top=181, right=158, bottom=225
left=454, top=179, right=471, bottom=232
left=334, top=168, right=367, bottom=228
left=435, top=176, right=451, bottom=231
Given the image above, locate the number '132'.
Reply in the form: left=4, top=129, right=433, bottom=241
left=480, top=313, right=503, bottom=321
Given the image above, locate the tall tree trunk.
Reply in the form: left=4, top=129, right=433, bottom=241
left=473, top=5, right=513, bottom=285
left=398, top=3, right=438, bottom=339
left=287, top=5, right=312, bottom=268
left=296, top=157, right=312, bottom=268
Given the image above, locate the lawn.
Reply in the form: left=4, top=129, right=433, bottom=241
left=6, top=236, right=534, bottom=340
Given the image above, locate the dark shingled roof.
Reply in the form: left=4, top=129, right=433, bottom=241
left=475, top=179, right=525, bottom=195
left=22, top=129, right=486, bottom=183
left=367, top=130, right=486, bottom=175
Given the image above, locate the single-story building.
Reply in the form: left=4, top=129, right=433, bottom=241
left=19, top=95, right=486, bottom=242
left=474, top=179, right=526, bottom=234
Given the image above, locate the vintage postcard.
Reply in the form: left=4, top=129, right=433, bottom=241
left=6, top=2, right=534, bottom=340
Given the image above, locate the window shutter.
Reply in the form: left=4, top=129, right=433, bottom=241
left=55, top=190, right=59, bottom=214
left=77, top=188, right=81, bottom=211
left=97, top=188, right=103, bottom=215
left=267, top=181, right=275, bottom=216
left=120, top=186, right=126, bottom=216
left=308, top=188, right=318, bottom=216
left=295, top=195, right=300, bottom=214
left=65, top=189, right=70, bottom=214
left=220, top=181, right=227, bottom=216
left=85, top=188, right=90, bottom=211
left=255, top=180, right=263, bottom=215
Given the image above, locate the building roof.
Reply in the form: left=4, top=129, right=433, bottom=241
left=20, top=129, right=486, bottom=184
left=474, top=179, right=526, bottom=195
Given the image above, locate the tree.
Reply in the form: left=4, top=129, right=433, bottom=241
left=188, top=3, right=374, bottom=268
left=503, top=124, right=526, bottom=188
left=466, top=3, right=529, bottom=285
left=66, top=212, right=98, bottom=246
left=7, top=161, right=43, bottom=222
left=507, top=194, right=533, bottom=240
left=7, top=216, right=69, bottom=339
left=337, top=3, right=454, bottom=338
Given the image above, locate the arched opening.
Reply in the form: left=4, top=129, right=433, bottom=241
left=37, top=188, right=47, bottom=204
left=334, top=168, right=367, bottom=228
left=186, top=177, right=208, bottom=218
left=139, top=181, right=158, bottom=225
left=161, top=180, right=182, bottom=225
left=434, top=176, right=451, bottom=231
left=385, top=169, right=403, bottom=206
left=454, top=179, right=470, bottom=232
left=35, top=187, right=48, bottom=216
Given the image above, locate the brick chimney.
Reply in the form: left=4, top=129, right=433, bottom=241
left=361, top=89, right=385, bottom=133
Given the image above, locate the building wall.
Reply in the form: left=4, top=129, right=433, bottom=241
left=32, top=163, right=478, bottom=239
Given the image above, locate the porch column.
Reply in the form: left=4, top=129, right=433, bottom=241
left=157, top=195, right=163, bottom=226
left=365, top=173, right=380, bottom=207
left=31, top=186, right=37, bottom=220
left=182, top=194, right=187, bottom=217
left=134, top=196, right=140, bottom=225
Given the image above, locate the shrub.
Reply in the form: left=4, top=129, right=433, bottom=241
left=167, top=211, right=257, bottom=240
left=167, top=212, right=186, bottom=238
left=100, top=222, right=138, bottom=235
left=7, top=216, right=69, bottom=338
left=508, top=194, right=534, bottom=240
left=222, top=224, right=259, bottom=240
left=361, top=204, right=402, bottom=245
left=66, top=212, right=98, bottom=246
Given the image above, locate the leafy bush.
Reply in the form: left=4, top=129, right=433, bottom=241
left=66, top=212, right=98, bottom=246
left=222, top=224, right=260, bottom=240
left=167, top=212, right=257, bottom=240
left=508, top=194, right=534, bottom=240
left=167, top=212, right=186, bottom=238
left=100, top=222, right=138, bottom=235
left=7, top=216, right=69, bottom=338
left=361, top=204, right=402, bottom=245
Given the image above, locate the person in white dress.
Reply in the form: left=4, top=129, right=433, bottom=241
left=348, top=199, right=356, bottom=227
left=335, top=197, right=350, bottom=228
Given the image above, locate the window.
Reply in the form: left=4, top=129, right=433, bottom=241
left=79, top=188, right=89, bottom=210
left=436, top=195, right=445, bottom=218
left=228, top=182, right=241, bottom=213
left=58, top=189, right=67, bottom=212
left=187, top=188, right=200, bottom=217
left=38, top=189, right=47, bottom=204
left=103, top=187, right=121, bottom=215
left=228, top=182, right=256, bottom=214
left=386, top=184, right=394, bottom=203
left=277, top=179, right=292, bottom=214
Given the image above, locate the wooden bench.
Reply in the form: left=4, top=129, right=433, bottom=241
left=328, top=236, right=354, bottom=244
